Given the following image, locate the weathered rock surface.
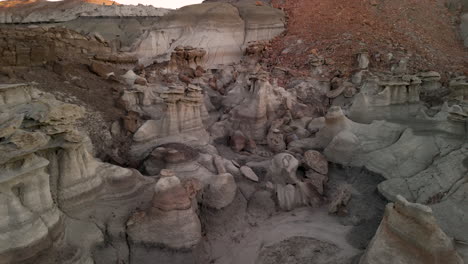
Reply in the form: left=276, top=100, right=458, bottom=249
left=143, top=143, right=239, bottom=211
left=0, top=83, right=151, bottom=263
left=360, top=195, right=463, bottom=264
left=307, top=105, right=467, bottom=247
left=127, top=172, right=202, bottom=249
left=240, top=165, right=259, bottom=182
left=0, top=27, right=111, bottom=67
left=132, top=3, right=285, bottom=66
left=303, top=150, right=328, bottom=175
left=0, top=0, right=169, bottom=24
left=1, top=2, right=283, bottom=68
left=246, top=153, right=325, bottom=211
left=203, top=172, right=237, bottom=209
left=127, top=83, right=210, bottom=161
left=218, top=69, right=306, bottom=142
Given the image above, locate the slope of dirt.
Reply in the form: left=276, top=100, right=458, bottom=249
left=267, top=0, right=467, bottom=78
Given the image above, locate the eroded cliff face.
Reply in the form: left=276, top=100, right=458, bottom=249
left=0, top=0, right=169, bottom=23
left=0, top=83, right=154, bottom=264
left=0, top=27, right=112, bottom=67
left=360, top=195, right=463, bottom=264
left=130, top=2, right=285, bottom=66
left=0, top=1, right=285, bottom=68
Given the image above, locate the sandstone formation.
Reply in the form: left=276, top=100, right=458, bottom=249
left=0, top=27, right=111, bottom=67
left=0, top=1, right=467, bottom=263
left=213, top=67, right=308, bottom=144
left=0, top=83, right=152, bottom=263
left=360, top=195, right=463, bottom=264
left=245, top=153, right=326, bottom=211
left=126, top=82, right=210, bottom=161
left=127, top=171, right=202, bottom=249
left=132, top=3, right=285, bottom=66
left=2, top=1, right=284, bottom=68
left=0, top=0, right=169, bottom=24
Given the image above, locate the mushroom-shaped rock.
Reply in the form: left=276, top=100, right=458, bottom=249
left=127, top=171, right=202, bottom=249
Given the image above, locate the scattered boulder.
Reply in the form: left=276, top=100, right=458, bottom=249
left=303, top=150, right=328, bottom=175
left=230, top=130, right=247, bottom=152
left=240, top=166, right=259, bottom=182
left=89, top=61, right=113, bottom=78
left=266, top=128, right=286, bottom=152
left=305, top=171, right=328, bottom=195
left=357, top=52, right=370, bottom=69
left=328, top=184, right=352, bottom=215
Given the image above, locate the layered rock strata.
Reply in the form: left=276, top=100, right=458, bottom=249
left=294, top=106, right=467, bottom=244
left=0, top=83, right=151, bottom=263
left=0, top=27, right=111, bottom=67
left=132, top=3, right=285, bottom=66
left=247, top=152, right=328, bottom=211
left=360, top=195, right=463, bottom=264
left=0, top=0, right=169, bottom=24
left=213, top=68, right=308, bottom=144
left=126, top=82, right=210, bottom=161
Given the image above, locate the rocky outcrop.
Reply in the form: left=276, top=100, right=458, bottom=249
left=299, top=106, right=467, bottom=245
left=124, top=82, right=210, bottom=161
left=0, top=152, right=65, bottom=264
left=0, top=83, right=151, bottom=263
left=350, top=75, right=422, bottom=118
left=0, top=27, right=111, bottom=67
left=130, top=2, right=284, bottom=66
left=1, top=2, right=284, bottom=67
left=143, top=143, right=239, bottom=206
left=0, top=0, right=169, bottom=24
left=214, top=68, right=306, bottom=143
left=0, top=83, right=102, bottom=209
left=246, top=153, right=325, bottom=211
left=360, top=195, right=463, bottom=264
left=449, top=76, right=468, bottom=101
left=168, top=46, right=207, bottom=72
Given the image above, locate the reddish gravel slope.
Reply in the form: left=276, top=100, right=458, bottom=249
left=267, top=0, right=467, bottom=77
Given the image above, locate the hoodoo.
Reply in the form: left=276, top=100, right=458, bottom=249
left=0, top=0, right=466, bottom=263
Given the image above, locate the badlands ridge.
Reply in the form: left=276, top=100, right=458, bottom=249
left=0, top=0, right=467, bottom=264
